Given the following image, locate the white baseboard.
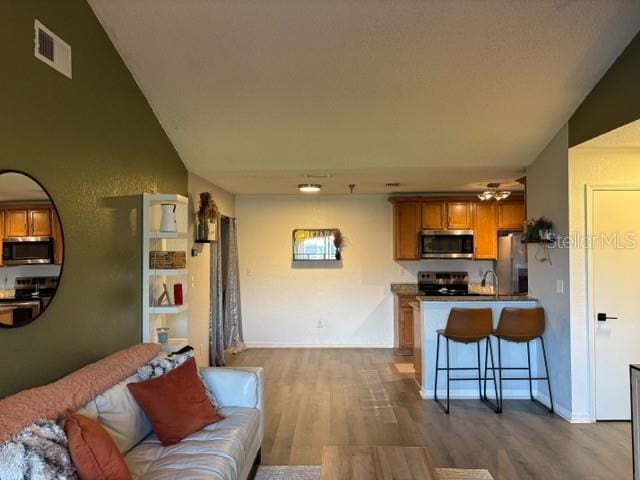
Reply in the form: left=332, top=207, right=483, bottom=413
left=533, top=391, right=591, bottom=423
left=244, top=342, right=394, bottom=349
left=418, top=388, right=588, bottom=423
left=420, top=388, right=536, bottom=400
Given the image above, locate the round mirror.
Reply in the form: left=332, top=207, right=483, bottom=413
left=0, top=170, right=64, bottom=328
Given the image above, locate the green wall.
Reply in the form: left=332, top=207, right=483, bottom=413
left=0, top=1, right=187, bottom=397
left=569, top=31, right=640, bottom=146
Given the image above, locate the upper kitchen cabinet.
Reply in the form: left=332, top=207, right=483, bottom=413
left=29, top=209, right=52, bottom=236
left=422, top=200, right=472, bottom=230
left=497, top=201, right=525, bottom=230
left=446, top=201, right=472, bottom=229
left=393, top=200, right=421, bottom=260
left=473, top=201, right=497, bottom=259
left=421, top=200, right=445, bottom=230
left=5, top=207, right=52, bottom=237
left=5, top=210, right=29, bottom=237
left=391, top=196, right=524, bottom=261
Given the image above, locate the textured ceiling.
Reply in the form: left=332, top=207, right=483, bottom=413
left=88, top=0, right=640, bottom=194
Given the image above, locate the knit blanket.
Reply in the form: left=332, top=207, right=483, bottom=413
left=0, top=343, right=160, bottom=444
left=0, top=421, right=77, bottom=480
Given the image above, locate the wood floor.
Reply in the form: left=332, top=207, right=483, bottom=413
left=226, top=348, right=632, bottom=480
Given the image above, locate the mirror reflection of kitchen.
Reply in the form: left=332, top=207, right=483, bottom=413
left=0, top=171, right=63, bottom=328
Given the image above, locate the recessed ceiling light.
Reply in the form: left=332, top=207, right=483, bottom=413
left=298, top=183, right=321, bottom=193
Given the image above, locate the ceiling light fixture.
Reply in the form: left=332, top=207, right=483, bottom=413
left=298, top=183, right=321, bottom=193
left=477, top=183, right=511, bottom=202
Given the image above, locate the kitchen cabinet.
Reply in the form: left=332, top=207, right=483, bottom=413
left=421, top=200, right=472, bottom=230
left=5, top=210, right=29, bottom=237
left=51, top=210, right=63, bottom=265
left=394, top=294, right=415, bottom=355
left=393, top=201, right=421, bottom=260
left=446, top=201, right=472, bottom=229
left=412, top=303, right=422, bottom=386
left=473, top=202, right=497, bottom=260
left=0, top=211, right=3, bottom=266
left=30, top=209, right=52, bottom=236
left=391, top=196, right=524, bottom=261
left=4, top=207, right=52, bottom=238
left=498, top=201, right=525, bottom=230
left=421, top=201, right=445, bottom=230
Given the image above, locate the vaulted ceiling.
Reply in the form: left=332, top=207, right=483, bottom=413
left=88, top=0, right=640, bottom=194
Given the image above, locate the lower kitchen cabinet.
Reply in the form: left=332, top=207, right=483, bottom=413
left=412, top=302, right=422, bottom=386
left=393, top=294, right=415, bottom=355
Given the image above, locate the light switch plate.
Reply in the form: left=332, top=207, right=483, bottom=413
left=556, top=279, right=564, bottom=294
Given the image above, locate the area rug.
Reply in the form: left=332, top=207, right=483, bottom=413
left=255, top=466, right=321, bottom=480
left=392, top=362, right=415, bottom=375
left=255, top=466, right=493, bottom=479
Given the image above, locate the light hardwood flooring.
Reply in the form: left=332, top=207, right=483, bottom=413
left=226, top=348, right=632, bottom=479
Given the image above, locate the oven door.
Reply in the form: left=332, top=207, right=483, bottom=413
left=2, top=237, right=53, bottom=265
left=420, top=230, right=474, bottom=259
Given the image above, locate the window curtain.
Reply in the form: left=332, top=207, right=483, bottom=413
left=209, top=216, right=245, bottom=367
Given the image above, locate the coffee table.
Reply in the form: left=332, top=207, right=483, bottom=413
left=320, top=446, right=437, bottom=479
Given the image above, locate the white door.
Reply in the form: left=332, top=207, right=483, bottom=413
left=592, top=188, right=640, bottom=420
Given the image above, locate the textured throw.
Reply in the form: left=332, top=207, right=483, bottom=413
left=137, top=350, right=218, bottom=407
left=0, top=343, right=160, bottom=444
left=0, top=421, right=77, bottom=480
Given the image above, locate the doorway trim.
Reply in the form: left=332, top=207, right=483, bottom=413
left=585, top=184, right=640, bottom=422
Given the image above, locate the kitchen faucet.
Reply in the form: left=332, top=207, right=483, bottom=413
left=481, top=270, right=500, bottom=299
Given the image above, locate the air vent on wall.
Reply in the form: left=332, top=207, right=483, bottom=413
left=34, top=20, right=72, bottom=79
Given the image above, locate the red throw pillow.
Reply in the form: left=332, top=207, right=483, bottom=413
left=127, top=357, right=223, bottom=446
left=64, top=411, right=131, bottom=480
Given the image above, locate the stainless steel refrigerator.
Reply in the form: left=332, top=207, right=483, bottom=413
left=496, top=232, right=528, bottom=295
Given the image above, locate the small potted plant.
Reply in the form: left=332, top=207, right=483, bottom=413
left=523, top=217, right=553, bottom=243
left=333, top=230, right=343, bottom=260
left=196, top=192, right=219, bottom=242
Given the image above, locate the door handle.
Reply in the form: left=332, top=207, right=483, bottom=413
left=597, top=313, right=618, bottom=322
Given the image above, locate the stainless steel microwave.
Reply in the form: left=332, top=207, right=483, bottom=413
left=420, top=230, right=474, bottom=259
left=2, top=237, right=54, bottom=265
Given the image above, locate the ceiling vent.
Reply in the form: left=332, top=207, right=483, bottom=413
left=34, top=20, right=72, bottom=79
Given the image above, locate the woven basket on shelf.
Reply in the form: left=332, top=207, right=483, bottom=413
left=149, top=251, right=186, bottom=269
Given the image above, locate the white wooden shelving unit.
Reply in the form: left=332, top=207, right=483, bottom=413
left=142, top=193, right=190, bottom=353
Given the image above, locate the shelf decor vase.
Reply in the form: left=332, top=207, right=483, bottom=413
left=160, top=203, right=177, bottom=232
left=157, top=327, right=169, bottom=344
left=196, top=221, right=209, bottom=241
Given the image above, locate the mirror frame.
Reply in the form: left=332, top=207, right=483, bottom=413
left=0, top=169, right=65, bottom=329
left=292, top=228, right=341, bottom=262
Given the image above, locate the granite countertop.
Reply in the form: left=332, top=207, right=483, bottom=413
left=417, top=295, right=536, bottom=302
left=390, top=283, right=419, bottom=295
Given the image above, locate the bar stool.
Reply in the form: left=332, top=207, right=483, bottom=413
left=486, top=307, right=553, bottom=413
left=434, top=308, right=499, bottom=414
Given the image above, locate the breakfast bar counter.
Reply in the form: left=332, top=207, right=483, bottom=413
left=414, top=296, right=539, bottom=400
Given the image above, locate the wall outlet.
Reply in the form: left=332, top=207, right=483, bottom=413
left=556, top=279, right=564, bottom=294
left=315, top=320, right=325, bottom=329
